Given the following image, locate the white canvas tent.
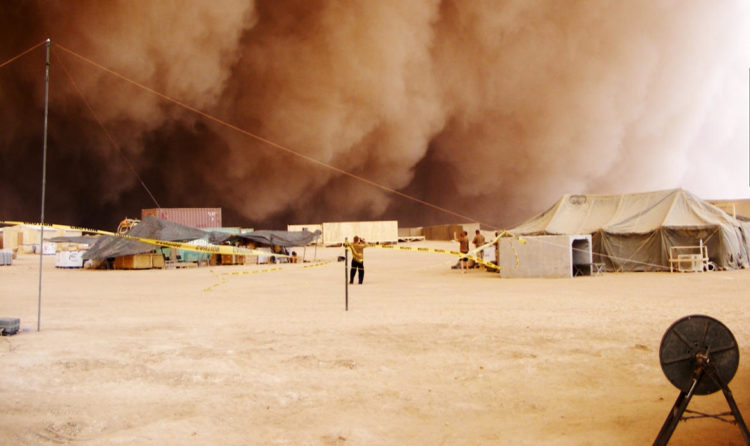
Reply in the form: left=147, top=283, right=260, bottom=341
left=510, top=189, right=749, bottom=272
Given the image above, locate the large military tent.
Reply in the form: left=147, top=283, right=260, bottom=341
left=510, top=189, right=750, bottom=272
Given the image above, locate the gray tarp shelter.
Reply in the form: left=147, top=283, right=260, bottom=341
left=510, top=189, right=750, bottom=271
left=232, top=229, right=321, bottom=248
left=77, top=216, right=321, bottom=261
left=81, top=216, right=230, bottom=260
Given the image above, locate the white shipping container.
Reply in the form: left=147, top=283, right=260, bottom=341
left=56, top=250, right=84, bottom=268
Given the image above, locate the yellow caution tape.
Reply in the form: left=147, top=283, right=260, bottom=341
left=359, top=231, right=525, bottom=271
left=366, top=243, right=499, bottom=270
left=2, top=220, right=524, bottom=273
left=203, top=260, right=332, bottom=291
left=0, top=220, right=291, bottom=258
left=203, top=271, right=228, bottom=292
left=217, top=260, right=330, bottom=277
left=217, top=266, right=283, bottom=277
left=302, top=260, right=333, bottom=269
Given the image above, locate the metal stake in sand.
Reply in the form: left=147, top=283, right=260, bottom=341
left=37, top=38, right=51, bottom=332
left=344, top=239, right=349, bottom=311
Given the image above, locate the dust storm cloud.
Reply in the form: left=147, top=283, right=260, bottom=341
left=0, top=0, right=747, bottom=229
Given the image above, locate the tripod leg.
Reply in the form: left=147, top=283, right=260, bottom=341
left=718, top=381, right=750, bottom=445
left=653, top=391, right=692, bottom=446
left=654, top=377, right=700, bottom=446
left=704, top=365, right=750, bottom=445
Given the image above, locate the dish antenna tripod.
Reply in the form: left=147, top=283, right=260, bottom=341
left=654, top=315, right=750, bottom=445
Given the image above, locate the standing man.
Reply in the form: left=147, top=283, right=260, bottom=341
left=346, top=236, right=366, bottom=284
left=453, top=230, right=469, bottom=273
left=472, top=229, right=486, bottom=266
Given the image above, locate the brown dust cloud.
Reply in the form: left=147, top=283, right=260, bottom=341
left=0, top=1, right=748, bottom=230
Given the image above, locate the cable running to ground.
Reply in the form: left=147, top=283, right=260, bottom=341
left=53, top=48, right=161, bottom=209
left=3, top=42, right=682, bottom=271
left=54, top=43, right=496, bottom=229
left=0, top=40, right=46, bottom=70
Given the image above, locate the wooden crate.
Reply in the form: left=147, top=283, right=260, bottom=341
left=152, top=254, right=165, bottom=269
left=114, top=253, right=163, bottom=269
left=221, top=254, right=246, bottom=265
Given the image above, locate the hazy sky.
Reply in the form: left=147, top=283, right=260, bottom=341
left=1, top=0, right=748, bottom=230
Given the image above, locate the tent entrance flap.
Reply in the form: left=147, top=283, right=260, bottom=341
left=572, top=237, right=592, bottom=276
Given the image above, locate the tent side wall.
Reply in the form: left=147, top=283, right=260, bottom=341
left=600, top=231, right=664, bottom=272
left=600, top=225, right=749, bottom=272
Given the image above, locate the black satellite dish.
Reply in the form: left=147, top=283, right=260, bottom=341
left=654, top=315, right=750, bottom=445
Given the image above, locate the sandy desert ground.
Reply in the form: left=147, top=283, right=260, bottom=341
left=2, top=241, right=750, bottom=445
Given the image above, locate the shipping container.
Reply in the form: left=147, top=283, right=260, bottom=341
left=141, top=208, right=222, bottom=229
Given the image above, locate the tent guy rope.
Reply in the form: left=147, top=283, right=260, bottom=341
left=53, top=49, right=161, bottom=209
left=52, top=43, right=495, bottom=229
left=0, top=40, right=46, bottom=70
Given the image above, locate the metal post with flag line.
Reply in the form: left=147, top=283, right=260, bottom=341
left=37, top=38, right=51, bottom=332
left=344, top=239, right=349, bottom=311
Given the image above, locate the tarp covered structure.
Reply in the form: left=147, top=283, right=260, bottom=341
left=82, top=216, right=230, bottom=260
left=79, top=216, right=321, bottom=261
left=233, top=229, right=321, bottom=248
left=510, top=189, right=750, bottom=271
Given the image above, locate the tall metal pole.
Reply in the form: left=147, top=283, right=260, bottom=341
left=344, top=240, right=349, bottom=311
left=37, top=38, right=51, bottom=332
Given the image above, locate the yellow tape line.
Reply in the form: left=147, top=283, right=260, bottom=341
left=217, top=260, right=330, bottom=277
left=369, top=243, right=499, bottom=270
left=363, top=232, right=525, bottom=271
left=203, top=272, right=227, bottom=292
left=0, top=220, right=291, bottom=258
left=2, top=220, right=524, bottom=272
left=203, top=260, right=332, bottom=292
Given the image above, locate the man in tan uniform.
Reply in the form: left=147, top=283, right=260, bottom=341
left=453, top=230, right=469, bottom=273
left=345, top=236, right=366, bottom=284
left=472, top=229, right=486, bottom=266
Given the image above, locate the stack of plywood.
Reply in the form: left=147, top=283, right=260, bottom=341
left=422, top=223, right=480, bottom=241
left=114, top=253, right=165, bottom=269
left=220, top=254, right=258, bottom=265
left=398, top=227, right=424, bottom=242
left=321, top=221, right=398, bottom=246
left=2, top=226, right=82, bottom=255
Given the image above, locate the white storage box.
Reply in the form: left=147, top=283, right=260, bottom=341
left=0, top=249, right=12, bottom=266
left=55, top=250, right=83, bottom=268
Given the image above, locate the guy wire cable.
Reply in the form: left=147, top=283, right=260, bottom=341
left=0, top=40, right=46, bottom=70
left=53, top=48, right=161, bottom=209
left=54, top=43, right=497, bottom=229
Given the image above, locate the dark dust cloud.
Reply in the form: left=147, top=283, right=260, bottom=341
left=1, top=1, right=748, bottom=230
